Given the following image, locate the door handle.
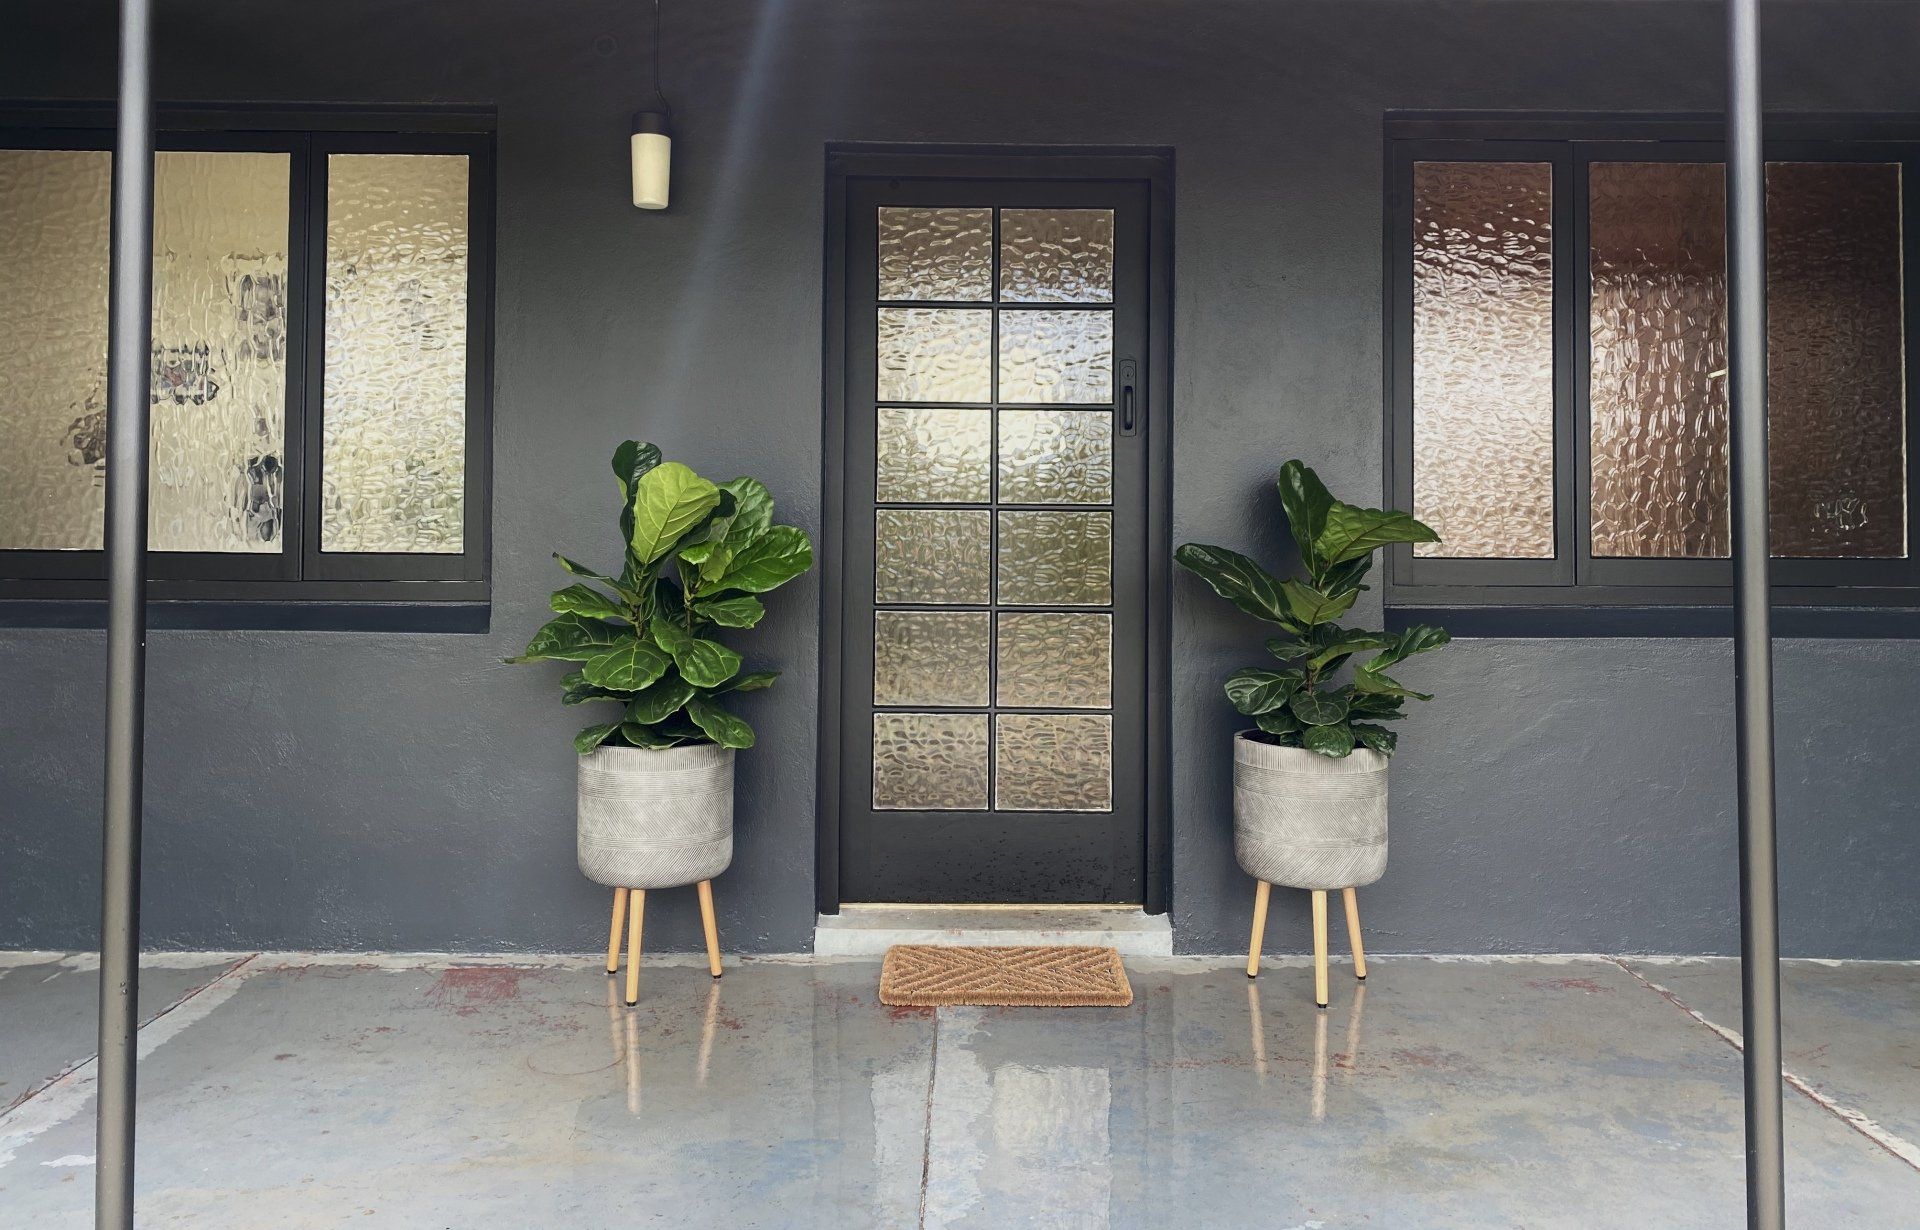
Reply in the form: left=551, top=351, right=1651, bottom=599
left=1119, top=359, right=1140, bottom=436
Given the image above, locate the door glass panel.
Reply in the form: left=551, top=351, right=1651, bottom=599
left=997, top=409, right=1112, bottom=504
left=997, top=309, right=1113, bottom=404
left=997, top=510, right=1112, bottom=605
left=999, top=208, right=1114, bottom=303
left=873, top=713, right=990, bottom=810
left=995, top=714, right=1113, bottom=811
left=876, top=307, right=992, bottom=402
left=996, top=613, right=1111, bottom=708
left=875, top=508, right=991, bottom=603
left=876, top=406, right=991, bottom=502
left=874, top=611, right=991, bottom=706
left=879, top=207, right=992, bottom=302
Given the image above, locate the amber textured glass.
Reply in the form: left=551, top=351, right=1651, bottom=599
left=876, top=308, right=992, bottom=402
left=997, top=309, right=1113, bottom=404
left=874, top=509, right=991, bottom=604
left=995, top=714, right=1113, bottom=812
left=997, top=409, right=1112, bottom=505
left=996, top=613, right=1111, bottom=708
left=875, top=406, right=991, bottom=503
left=873, top=611, right=991, bottom=706
left=873, top=713, right=990, bottom=811
left=878, top=207, right=992, bottom=302
left=996, top=511, right=1112, bottom=605
left=999, top=208, right=1115, bottom=303
left=1411, top=162, right=1555, bottom=559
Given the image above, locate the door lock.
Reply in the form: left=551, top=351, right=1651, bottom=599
left=1118, top=359, right=1140, bottom=436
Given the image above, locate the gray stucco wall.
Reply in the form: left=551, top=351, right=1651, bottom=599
left=4, top=0, right=1917, bottom=957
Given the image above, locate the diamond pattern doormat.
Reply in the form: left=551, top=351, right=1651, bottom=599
left=878, top=944, right=1133, bottom=1008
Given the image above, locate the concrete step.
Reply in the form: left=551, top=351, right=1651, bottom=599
left=814, top=905, right=1173, bottom=957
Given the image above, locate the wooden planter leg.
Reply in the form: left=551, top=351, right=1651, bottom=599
left=1342, top=886, right=1367, bottom=981
left=1311, top=889, right=1329, bottom=1009
left=697, top=880, right=723, bottom=978
left=1246, top=880, right=1271, bottom=979
left=606, top=887, right=630, bottom=975
left=624, top=889, right=646, bottom=1006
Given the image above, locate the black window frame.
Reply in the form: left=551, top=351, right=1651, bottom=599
left=1384, top=113, right=1920, bottom=622
left=0, top=106, right=495, bottom=614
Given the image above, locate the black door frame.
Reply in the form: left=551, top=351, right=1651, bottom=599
left=816, top=144, right=1174, bottom=915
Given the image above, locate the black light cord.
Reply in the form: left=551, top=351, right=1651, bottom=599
left=649, top=0, right=671, bottom=116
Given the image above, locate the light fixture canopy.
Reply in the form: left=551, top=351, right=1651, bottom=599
left=631, top=109, right=671, bottom=210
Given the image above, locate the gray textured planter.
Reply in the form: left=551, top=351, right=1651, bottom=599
left=1233, top=732, right=1388, bottom=891
left=577, top=743, right=734, bottom=889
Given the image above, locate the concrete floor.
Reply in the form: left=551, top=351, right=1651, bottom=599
left=0, top=952, right=1916, bottom=1227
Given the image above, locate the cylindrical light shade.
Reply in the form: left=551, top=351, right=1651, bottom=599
left=631, top=110, right=671, bottom=210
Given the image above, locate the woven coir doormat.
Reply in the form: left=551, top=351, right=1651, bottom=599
left=878, top=944, right=1133, bottom=1008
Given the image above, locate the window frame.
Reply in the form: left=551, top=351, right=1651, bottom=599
left=1384, top=115, right=1920, bottom=612
left=0, top=108, right=494, bottom=608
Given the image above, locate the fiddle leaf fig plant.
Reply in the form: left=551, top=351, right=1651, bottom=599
left=1175, top=460, right=1449, bottom=758
left=508, top=441, right=813, bottom=754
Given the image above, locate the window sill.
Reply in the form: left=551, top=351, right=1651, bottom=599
left=1387, top=603, right=1920, bottom=639
left=0, top=599, right=490, bottom=633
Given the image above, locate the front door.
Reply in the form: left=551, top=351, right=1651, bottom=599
left=830, top=163, right=1158, bottom=903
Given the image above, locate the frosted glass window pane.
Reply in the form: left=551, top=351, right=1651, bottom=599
left=997, top=409, right=1112, bottom=505
left=875, top=509, right=991, bottom=603
left=322, top=153, right=469, bottom=553
left=997, top=511, right=1111, bottom=605
left=0, top=149, right=111, bottom=550
left=150, top=151, right=289, bottom=552
left=997, top=309, right=1112, bottom=404
left=874, top=611, right=990, bottom=706
left=995, top=714, right=1112, bottom=812
left=876, top=406, right=991, bottom=502
left=873, top=713, right=989, bottom=811
left=878, top=207, right=991, bottom=302
left=999, top=208, right=1114, bottom=303
left=996, top=613, right=1111, bottom=708
left=877, top=308, right=991, bottom=402
left=1411, top=162, right=1555, bottom=559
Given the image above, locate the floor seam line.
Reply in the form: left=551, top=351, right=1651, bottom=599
left=1607, top=955, right=1920, bottom=1174
left=917, top=1008, right=940, bottom=1230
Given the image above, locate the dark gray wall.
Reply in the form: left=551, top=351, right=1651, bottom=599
left=4, top=0, right=1918, bottom=957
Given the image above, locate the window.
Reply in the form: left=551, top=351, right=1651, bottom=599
left=0, top=122, right=492, bottom=605
left=1386, top=120, right=1920, bottom=610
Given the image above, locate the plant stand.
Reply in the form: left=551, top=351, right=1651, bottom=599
left=1245, top=881, right=1367, bottom=1008
left=605, top=881, right=725, bottom=1006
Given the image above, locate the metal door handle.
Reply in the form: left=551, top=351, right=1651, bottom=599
left=1119, top=359, right=1139, bottom=436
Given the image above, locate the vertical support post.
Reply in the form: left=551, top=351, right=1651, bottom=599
left=1725, top=2, right=1786, bottom=1227
left=96, top=2, right=154, bottom=1227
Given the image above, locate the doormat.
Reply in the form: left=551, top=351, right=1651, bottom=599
left=878, top=944, right=1133, bottom=1008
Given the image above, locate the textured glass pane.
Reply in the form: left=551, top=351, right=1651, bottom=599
left=1412, top=162, right=1555, bottom=559
left=873, top=611, right=991, bottom=706
left=995, top=714, right=1112, bottom=812
left=877, top=308, right=991, bottom=402
left=876, top=406, right=991, bottom=502
left=997, top=409, right=1112, bottom=505
left=149, top=151, right=290, bottom=553
left=1590, top=162, right=1730, bottom=559
left=999, top=208, right=1115, bottom=303
left=875, top=509, right=991, bottom=603
left=997, top=309, right=1112, bottom=404
left=878, top=207, right=991, bottom=302
left=322, top=153, right=469, bottom=553
left=996, top=613, right=1111, bottom=708
left=1767, top=163, right=1906, bottom=558
left=0, top=150, right=111, bottom=549
left=873, top=713, right=989, bottom=811
left=997, top=511, right=1111, bottom=605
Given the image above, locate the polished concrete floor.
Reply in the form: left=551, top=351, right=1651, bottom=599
left=1, top=951, right=1916, bottom=1227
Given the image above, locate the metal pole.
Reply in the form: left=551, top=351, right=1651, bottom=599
left=1725, top=1, right=1785, bottom=1226
left=96, top=0, right=154, bottom=1225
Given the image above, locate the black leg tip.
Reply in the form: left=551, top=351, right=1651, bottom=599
left=625, top=998, right=638, bottom=1007
left=1316, top=1002, right=1329, bottom=1010
left=1356, top=974, right=1366, bottom=981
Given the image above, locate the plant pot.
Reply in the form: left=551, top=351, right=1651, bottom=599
left=577, top=743, right=734, bottom=889
left=1233, top=732, right=1387, bottom=891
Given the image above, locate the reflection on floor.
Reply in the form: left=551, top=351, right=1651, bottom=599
left=0, top=951, right=1916, bottom=1227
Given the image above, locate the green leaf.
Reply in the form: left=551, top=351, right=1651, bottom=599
left=562, top=676, right=623, bottom=706
left=1266, top=636, right=1311, bottom=661
left=574, top=722, right=621, bottom=754
left=1316, top=502, right=1440, bottom=567
left=1289, top=687, right=1351, bottom=727
left=1277, top=461, right=1335, bottom=577
left=649, top=612, right=743, bottom=688
left=691, top=594, right=765, bottom=628
left=505, top=613, right=627, bottom=663
left=1224, top=667, right=1303, bottom=716
left=1173, top=543, right=1290, bottom=625
left=620, top=721, right=683, bottom=749
left=1349, top=691, right=1407, bottom=720
left=630, top=461, right=722, bottom=564
left=581, top=637, right=672, bottom=691
left=549, top=582, right=627, bottom=622
left=611, top=440, right=662, bottom=502
left=1352, top=723, right=1398, bottom=754
left=716, top=524, right=813, bottom=593
left=624, top=673, right=697, bottom=725
left=1279, top=579, right=1358, bottom=628
left=1306, top=632, right=1393, bottom=671
left=1254, top=708, right=1302, bottom=737
left=1351, top=669, right=1432, bottom=702
left=686, top=695, right=756, bottom=749
left=1303, top=722, right=1357, bottom=758
left=1319, top=555, right=1373, bottom=598
left=554, top=553, right=636, bottom=599
left=715, top=669, right=779, bottom=694
left=1365, top=625, right=1452, bottom=673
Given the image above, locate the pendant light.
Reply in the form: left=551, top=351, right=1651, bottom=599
left=630, top=0, right=672, bottom=210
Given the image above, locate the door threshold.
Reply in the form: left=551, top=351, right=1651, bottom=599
left=815, top=905, right=1172, bottom=957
